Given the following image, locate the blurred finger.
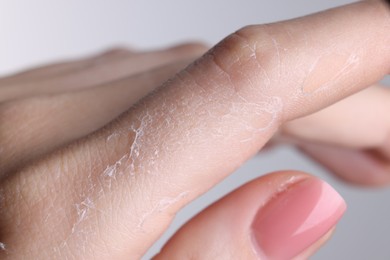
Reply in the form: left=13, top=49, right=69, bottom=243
left=280, top=85, right=390, bottom=186
left=0, top=43, right=208, bottom=102
left=282, top=85, right=390, bottom=149
left=299, top=142, right=390, bottom=186
left=0, top=48, right=134, bottom=81
left=0, top=58, right=194, bottom=175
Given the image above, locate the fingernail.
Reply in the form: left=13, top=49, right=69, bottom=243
left=251, top=178, right=346, bottom=260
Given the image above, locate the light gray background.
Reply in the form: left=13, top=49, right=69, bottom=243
left=1, top=1, right=389, bottom=259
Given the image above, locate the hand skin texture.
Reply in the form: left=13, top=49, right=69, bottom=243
left=0, top=1, right=389, bottom=259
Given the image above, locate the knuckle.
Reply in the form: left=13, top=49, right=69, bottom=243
left=207, top=25, right=280, bottom=90
left=181, top=25, right=286, bottom=129
left=100, top=47, right=133, bottom=57
left=222, top=25, right=274, bottom=57
left=169, top=42, right=209, bottom=56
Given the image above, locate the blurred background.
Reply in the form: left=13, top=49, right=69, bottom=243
left=1, top=0, right=389, bottom=259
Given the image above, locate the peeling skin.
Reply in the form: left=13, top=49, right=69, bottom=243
left=64, top=24, right=287, bottom=249
left=60, top=181, right=101, bottom=253
left=276, top=175, right=298, bottom=193
left=0, top=242, right=6, bottom=251
left=270, top=37, right=282, bottom=80
left=74, top=198, right=95, bottom=231
left=103, top=154, right=127, bottom=179
left=198, top=38, right=284, bottom=143
left=301, top=51, right=359, bottom=95
left=66, top=106, right=163, bottom=238
left=137, top=191, right=189, bottom=229
left=103, top=111, right=157, bottom=179
left=59, top=196, right=97, bottom=256
left=126, top=111, right=153, bottom=175
left=106, top=132, right=120, bottom=142
left=216, top=36, right=284, bottom=140
left=234, top=96, right=283, bottom=143
left=45, top=3, right=388, bottom=257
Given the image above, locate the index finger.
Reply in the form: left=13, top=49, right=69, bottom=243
left=6, top=1, right=390, bottom=258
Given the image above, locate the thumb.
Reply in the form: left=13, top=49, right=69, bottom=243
left=154, top=171, right=346, bottom=260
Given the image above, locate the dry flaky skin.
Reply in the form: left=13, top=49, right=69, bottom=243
left=0, top=1, right=389, bottom=259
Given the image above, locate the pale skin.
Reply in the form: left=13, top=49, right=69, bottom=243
left=0, top=1, right=389, bottom=259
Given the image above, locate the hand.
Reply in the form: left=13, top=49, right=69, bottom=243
left=0, top=1, right=388, bottom=259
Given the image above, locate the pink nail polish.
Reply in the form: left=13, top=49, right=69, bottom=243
left=251, top=178, right=346, bottom=260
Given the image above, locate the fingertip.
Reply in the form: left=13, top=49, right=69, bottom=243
left=293, top=227, right=336, bottom=260
left=251, top=175, right=345, bottom=259
left=154, top=171, right=345, bottom=260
